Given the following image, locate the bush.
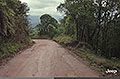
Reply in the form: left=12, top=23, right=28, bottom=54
left=0, top=39, right=34, bottom=60
left=78, top=48, right=120, bottom=76
left=53, top=35, right=73, bottom=44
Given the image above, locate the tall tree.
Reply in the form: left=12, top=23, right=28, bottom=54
left=35, top=14, right=58, bottom=38
left=57, top=0, right=120, bottom=58
left=0, top=0, right=31, bottom=54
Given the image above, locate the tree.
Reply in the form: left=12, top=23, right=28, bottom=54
left=0, top=0, right=31, bottom=54
left=35, top=14, right=58, bottom=39
left=57, top=0, right=120, bottom=58
left=60, top=15, right=76, bottom=36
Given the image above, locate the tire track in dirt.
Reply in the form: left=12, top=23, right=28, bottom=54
left=0, top=39, right=100, bottom=77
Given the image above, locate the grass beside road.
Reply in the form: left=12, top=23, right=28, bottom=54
left=76, top=48, right=120, bottom=77
left=53, top=35, right=74, bottom=45
left=0, top=39, right=34, bottom=65
left=53, top=35, right=120, bottom=77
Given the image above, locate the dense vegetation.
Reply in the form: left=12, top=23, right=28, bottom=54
left=0, top=0, right=32, bottom=59
left=30, top=0, right=120, bottom=75
left=2, top=0, right=117, bottom=76
left=57, top=0, right=120, bottom=59
left=32, top=14, right=59, bottom=39
left=54, top=0, right=120, bottom=75
left=32, top=0, right=120, bottom=59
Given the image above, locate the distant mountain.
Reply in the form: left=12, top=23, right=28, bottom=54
left=27, top=16, right=40, bottom=27
left=27, top=15, right=62, bottom=27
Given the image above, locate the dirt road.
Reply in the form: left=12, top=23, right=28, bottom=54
left=0, top=39, right=100, bottom=77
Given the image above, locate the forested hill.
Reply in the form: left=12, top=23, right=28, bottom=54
left=0, top=0, right=32, bottom=59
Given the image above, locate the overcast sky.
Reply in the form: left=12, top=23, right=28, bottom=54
left=20, top=0, right=64, bottom=20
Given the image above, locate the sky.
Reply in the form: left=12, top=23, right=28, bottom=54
left=20, top=0, right=64, bottom=20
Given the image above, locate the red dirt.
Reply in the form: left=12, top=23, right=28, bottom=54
left=0, top=39, right=100, bottom=77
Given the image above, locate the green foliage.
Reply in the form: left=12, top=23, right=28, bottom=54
left=0, top=0, right=32, bottom=59
left=53, top=35, right=74, bottom=44
left=60, top=16, right=76, bottom=36
left=78, top=48, right=120, bottom=75
left=0, top=41, right=33, bottom=59
left=40, top=14, right=58, bottom=28
left=29, top=27, right=39, bottom=38
left=35, top=14, right=59, bottom=39
left=54, top=26, right=65, bottom=37
left=57, top=0, right=120, bottom=58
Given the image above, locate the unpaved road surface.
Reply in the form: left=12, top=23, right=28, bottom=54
left=0, top=39, right=100, bottom=77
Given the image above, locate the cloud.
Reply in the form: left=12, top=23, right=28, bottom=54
left=20, top=0, right=64, bottom=19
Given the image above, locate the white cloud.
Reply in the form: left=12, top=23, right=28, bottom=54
left=20, top=0, right=64, bottom=19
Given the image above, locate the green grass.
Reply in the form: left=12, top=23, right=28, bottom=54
left=77, top=48, right=120, bottom=76
left=31, top=34, right=41, bottom=39
left=54, top=35, right=120, bottom=76
left=31, top=35, right=50, bottom=39
left=53, top=35, right=74, bottom=44
left=0, top=39, right=34, bottom=60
